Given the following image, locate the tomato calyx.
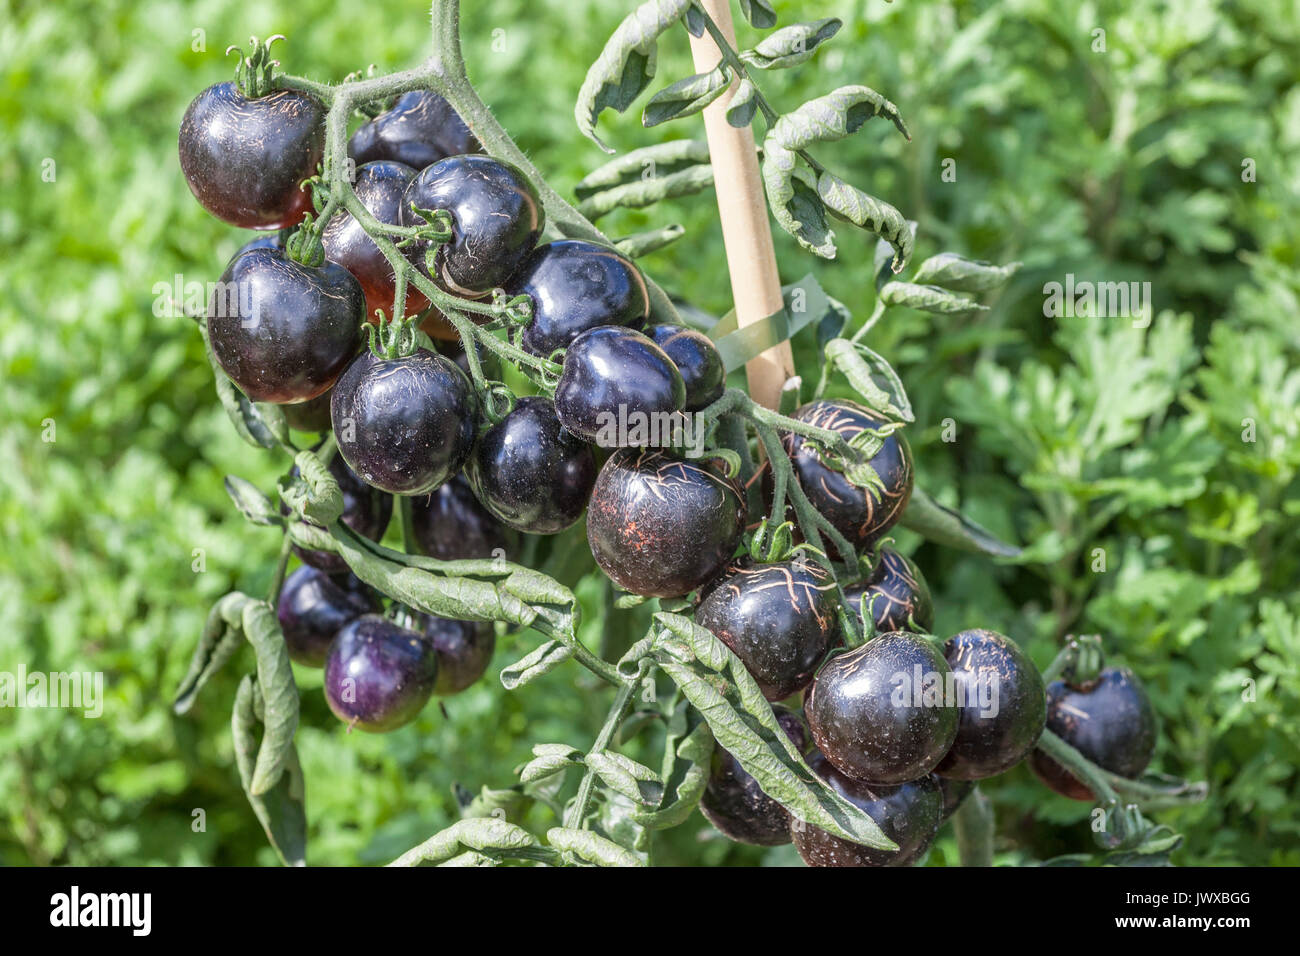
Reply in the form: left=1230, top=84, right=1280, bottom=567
left=225, top=34, right=286, bottom=99
left=364, top=311, right=425, bottom=361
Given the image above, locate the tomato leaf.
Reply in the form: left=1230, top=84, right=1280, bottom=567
left=232, top=675, right=306, bottom=867
left=642, top=65, right=731, bottom=127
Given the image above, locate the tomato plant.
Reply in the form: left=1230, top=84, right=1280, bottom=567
left=171, top=0, right=1209, bottom=868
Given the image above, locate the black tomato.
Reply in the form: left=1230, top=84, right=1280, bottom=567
left=938, top=777, right=974, bottom=823
left=844, top=547, right=934, bottom=635
left=696, top=560, right=838, bottom=701
left=792, top=753, right=943, bottom=867
left=554, top=327, right=686, bottom=446
left=805, top=630, right=959, bottom=784
left=179, top=82, right=324, bottom=229
left=276, top=566, right=376, bottom=668
left=288, top=453, right=394, bottom=576
left=331, top=348, right=477, bottom=496
left=399, top=155, right=544, bottom=297
left=348, top=91, right=481, bottom=170
left=506, top=240, right=650, bottom=357
left=281, top=389, right=334, bottom=433
left=324, top=615, right=438, bottom=732
left=700, top=705, right=809, bottom=846
left=410, top=475, right=513, bottom=561
left=587, top=449, right=746, bottom=598
left=321, top=161, right=429, bottom=321
left=1029, top=667, right=1158, bottom=801
left=644, top=325, right=726, bottom=412
left=934, top=629, right=1046, bottom=780
left=782, top=400, right=913, bottom=556
left=467, top=396, right=596, bottom=534
left=207, top=247, right=364, bottom=403
left=420, top=614, right=496, bottom=695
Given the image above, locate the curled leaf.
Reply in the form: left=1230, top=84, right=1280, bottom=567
left=879, top=280, right=988, bottom=314
left=575, top=139, right=711, bottom=198
left=615, top=223, right=686, bottom=257
left=390, top=818, right=547, bottom=867
left=577, top=164, right=715, bottom=220
left=899, top=487, right=1023, bottom=559
left=823, top=338, right=914, bottom=421
left=643, top=65, right=731, bottom=127
left=575, top=0, right=694, bottom=151
left=547, top=827, right=645, bottom=867
left=224, top=475, right=281, bottom=527
left=726, top=78, right=760, bottom=127
left=232, top=675, right=306, bottom=866
left=911, top=253, right=1022, bottom=292
left=501, top=640, right=574, bottom=689
left=741, top=18, right=841, bottom=70
left=738, top=0, right=778, bottom=29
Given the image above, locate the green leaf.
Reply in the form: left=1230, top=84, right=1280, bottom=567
left=223, top=475, right=280, bottom=527
left=546, top=827, right=645, bottom=867
left=584, top=751, right=665, bottom=806
left=709, top=274, right=828, bottom=372
left=816, top=172, right=913, bottom=273
left=574, top=139, right=711, bottom=198
left=726, top=78, right=759, bottom=127
left=762, top=87, right=911, bottom=265
left=911, top=253, right=1023, bottom=292
left=241, top=601, right=299, bottom=796
left=502, top=640, right=574, bottom=690
left=879, top=280, right=988, bottom=314
left=278, top=449, right=344, bottom=526
left=899, top=487, right=1023, bottom=559
left=642, top=65, right=730, bottom=127
left=232, top=675, right=306, bottom=866
left=615, top=223, right=685, bottom=257
left=390, top=818, right=549, bottom=867
left=632, top=713, right=713, bottom=829
left=173, top=592, right=249, bottom=715
left=576, top=164, right=715, bottom=220
left=740, top=18, right=841, bottom=70
left=575, top=0, right=694, bottom=152
left=874, top=221, right=918, bottom=290
left=519, top=743, right=585, bottom=784
left=738, top=0, right=778, bottom=29
left=648, top=613, right=896, bottom=850
left=824, top=339, right=914, bottom=421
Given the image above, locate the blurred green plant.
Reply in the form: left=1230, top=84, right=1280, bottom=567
left=1, top=0, right=1296, bottom=865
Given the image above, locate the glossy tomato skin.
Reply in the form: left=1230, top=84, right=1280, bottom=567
left=180, top=82, right=324, bottom=229
left=467, top=397, right=596, bottom=534
left=783, top=400, right=913, bottom=557
left=700, top=706, right=808, bottom=846
left=324, top=615, right=438, bottom=732
left=587, top=449, right=746, bottom=598
left=331, top=349, right=476, bottom=496
left=276, top=566, right=377, bottom=667
left=507, top=240, right=650, bottom=357
left=1029, top=667, right=1157, bottom=800
left=399, top=155, right=544, bottom=297
left=348, top=91, right=480, bottom=170
left=207, top=247, right=364, bottom=403
left=697, top=560, right=838, bottom=701
left=792, top=753, right=943, bottom=867
left=806, top=631, right=959, bottom=784
left=844, top=547, right=934, bottom=635
left=554, top=327, right=686, bottom=446
left=321, top=161, right=429, bottom=321
left=420, top=614, right=496, bottom=695
left=645, top=325, right=726, bottom=412
left=410, top=475, right=513, bottom=561
left=934, top=629, right=1046, bottom=780
left=289, top=453, right=394, bottom=575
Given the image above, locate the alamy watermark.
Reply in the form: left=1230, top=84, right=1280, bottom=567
left=152, top=274, right=264, bottom=326
left=1043, top=273, right=1153, bottom=328
left=592, top=405, right=708, bottom=457
left=0, top=666, right=104, bottom=718
left=891, top=665, right=1000, bottom=718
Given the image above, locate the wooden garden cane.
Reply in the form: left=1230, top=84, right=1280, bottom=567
left=688, top=0, right=795, bottom=411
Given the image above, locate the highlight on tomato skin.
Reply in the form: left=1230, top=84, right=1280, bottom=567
left=179, top=82, right=325, bottom=230
left=349, top=90, right=482, bottom=170
left=586, top=448, right=747, bottom=599
left=1029, top=667, right=1158, bottom=801
left=324, top=615, right=439, bottom=733
left=206, top=247, right=366, bottom=404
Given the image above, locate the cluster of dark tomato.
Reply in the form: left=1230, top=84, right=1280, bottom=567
left=179, top=76, right=1159, bottom=865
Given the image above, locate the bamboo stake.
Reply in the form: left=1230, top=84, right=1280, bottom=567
left=688, top=0, right=794, bottom=411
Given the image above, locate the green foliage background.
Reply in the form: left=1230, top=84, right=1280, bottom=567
left=1, top=0, right=1297, bottom=865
